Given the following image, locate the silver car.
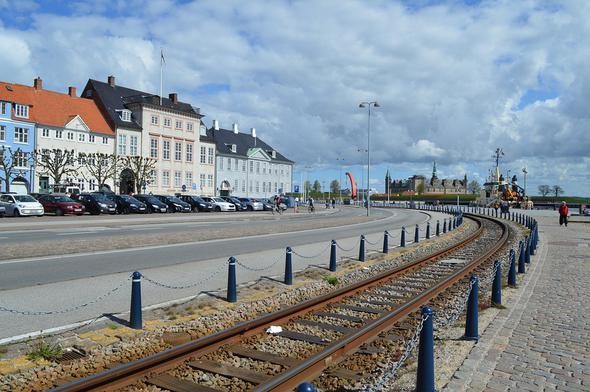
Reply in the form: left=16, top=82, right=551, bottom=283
left=238, top=197, right=264, bottom=211
left=202, top=197, right=236, bottom=212
left=0, top=194, right=44, bottom=217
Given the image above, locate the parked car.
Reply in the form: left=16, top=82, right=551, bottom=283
left=259, top=198, right=275, bottom=211
left=72, top=193, right=117, bottom=215
left=177, top=195, right=214, bottom=212
left=221, top=196, right=247, bottom=211
left=111, top=194, right=147, bottom=214
left=37, top=194, right=86, bottom=216
left=154, top=195, right=192, bottom=213
left=0, top=194, right=45, bottom=217
left=0, top=203, right=6, bottom=217
left=238, top=197, right=264, bottom=211
left=201, top=196, right=236, bottom=212
left=133, top=194, right=168, bottom=213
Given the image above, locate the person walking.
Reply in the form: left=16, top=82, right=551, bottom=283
left=558, top=201, right=569, bottom=227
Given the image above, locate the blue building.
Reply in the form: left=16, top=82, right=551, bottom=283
left=0, top=79, right=37, bottom=193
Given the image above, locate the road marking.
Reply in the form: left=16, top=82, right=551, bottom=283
left=57, top=231, right=96, bottom=236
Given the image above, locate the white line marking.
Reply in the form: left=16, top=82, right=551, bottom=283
left=56, top=231, right=96, bottom=236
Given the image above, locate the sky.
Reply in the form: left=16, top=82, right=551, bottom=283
left=1, top=0, right=589, bottom=196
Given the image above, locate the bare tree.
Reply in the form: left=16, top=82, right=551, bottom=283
left=33, top=149, right=78, bottom=186
left=468, top=180, right=482, bottom=195
left=79, top=152, right=121, bottom=188
left=121, top=156, right=157, bottom=193
left=552, top=185, right=564, bottom=199
left=0, top=146, right=32, bottom=192
left=538, top=184, right=551, bottom=197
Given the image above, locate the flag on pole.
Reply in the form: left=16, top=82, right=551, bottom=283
left=161, top=49, right=165, bottom=65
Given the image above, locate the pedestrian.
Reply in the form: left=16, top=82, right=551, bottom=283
left=559, top=201, right=569, bottom=227
left=331, top=198, right=336, bottom=208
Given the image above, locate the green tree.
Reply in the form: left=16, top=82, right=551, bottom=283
left=468, top=180, right=481, bottom=195
left=330, top=180, right=340, bottom=194
left=304, top=180, right=312, bottom=193
left=312, top=180, right=321, bottom=192
left=538, top=185, right=551, bottom=197
left=416, top=182, right=425, bottom=195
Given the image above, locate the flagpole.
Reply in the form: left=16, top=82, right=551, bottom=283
left=160, top=48, right=164, bottom=105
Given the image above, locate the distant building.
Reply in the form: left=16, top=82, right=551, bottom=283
left=385, top=162, right=467, bottom=195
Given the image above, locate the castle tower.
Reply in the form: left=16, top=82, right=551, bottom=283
left=432, top=161, right=438, bottom=179
left=385, top=169, right=391, bottom=194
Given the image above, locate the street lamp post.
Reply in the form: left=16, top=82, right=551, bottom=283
left=359, top=101, right=380, bottom=216
left=522, top=167, right=527, bottom=196
left=336, top=157, right=345, bottom=204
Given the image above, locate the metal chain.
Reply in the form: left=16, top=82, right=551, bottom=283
left=0, top=279, right=128, bottom=316
left=336, top=242, right=357, bottom=252
left=434, top=278, right=475, bottom=330
left=235, top=258, right=283, bottom=272
left=142, top=265, right=226, bottom=290
left=364, top=236, right=380, bottom=245
left=291, top=243, right=331, bottom=259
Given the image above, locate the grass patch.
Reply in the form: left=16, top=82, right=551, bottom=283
left=107, top=323, right=119, bottom=330
left=27, top=340, right=63, bottom=361
left=323, top=276, right=339, bottom=286
left=168, top=315, right=178, bottom=320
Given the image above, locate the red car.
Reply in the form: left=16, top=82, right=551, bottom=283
left=38, top=194, right=86, bottom=216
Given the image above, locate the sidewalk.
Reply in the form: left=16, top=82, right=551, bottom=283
left=444, top=212, right=590, bottom=391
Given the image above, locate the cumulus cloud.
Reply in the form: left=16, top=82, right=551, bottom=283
left=0, top=0, right=588, bottom=194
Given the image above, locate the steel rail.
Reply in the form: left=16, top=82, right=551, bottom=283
left=53, top=214, right=504, bottom=392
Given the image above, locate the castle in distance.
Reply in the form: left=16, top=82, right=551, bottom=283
left=385, top=162, right=467, bottom=195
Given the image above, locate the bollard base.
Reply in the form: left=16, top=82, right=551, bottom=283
left=461, top=334, right=480, bottom=341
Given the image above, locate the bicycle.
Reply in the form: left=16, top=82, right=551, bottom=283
left=308, top=204, right=315, bottom=213
left=271, top=204, right=283, bottom=215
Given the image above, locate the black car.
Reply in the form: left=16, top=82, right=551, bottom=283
left=221, top=196, right=247, bottom=211
left=133, top=194, right=168, bottom=213
left=154, top=195, right=191, bottom=213
left=112, top=194, right=147, bottom=214
left=260, top=198, right=275, bottom=211
left=73, top=193, right=117, bottom=215
left=177, top=195, right=214, bottom=212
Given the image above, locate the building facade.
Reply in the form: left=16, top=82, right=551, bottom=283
left=208, top=121, right=293, bottom=198
left=386, top=162, right=467, bottom=195
left=0, top=80, right=37, bottom=193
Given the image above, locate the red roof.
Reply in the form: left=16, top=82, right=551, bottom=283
left=0, top=80, right=114, bottom=136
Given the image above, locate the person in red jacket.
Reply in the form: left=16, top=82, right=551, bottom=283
left=558, top=201, right=569, bottom=227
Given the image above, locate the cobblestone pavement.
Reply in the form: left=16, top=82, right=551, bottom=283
left=444, top=215, right=590, bottom=391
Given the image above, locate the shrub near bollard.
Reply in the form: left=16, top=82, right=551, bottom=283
left=130, top=271, right=142, bottom=330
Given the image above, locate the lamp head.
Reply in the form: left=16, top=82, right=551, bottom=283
left=359, top=103, right=366, bottom=108
left=374, top=102, right=380, bottom=107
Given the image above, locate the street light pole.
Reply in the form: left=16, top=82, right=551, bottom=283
left=359, top=101, right=380, bottom=217
left=336, top=157, right=344, bottom=204
left=522, top=167, right=527, bottom=196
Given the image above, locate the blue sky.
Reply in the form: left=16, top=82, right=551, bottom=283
left=1, top=0, right=588, bottom=196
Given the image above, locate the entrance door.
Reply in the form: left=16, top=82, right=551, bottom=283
left=119, top=169, right=135, bottom=195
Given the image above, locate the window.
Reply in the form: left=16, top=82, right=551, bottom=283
left=263, top=182, right=266, bottom=192
left=79, top=133, right=86, bottom=142
left=151, top=115, right=159, bottom=125
left=130, top=136, right=138, bottom=156
left=256, top=162, right=260, bottom=173
left=78, top=178, right=85, bottom=191
left=89, top=135, right=95, bottom=143
left=274, top=182, right=278, bottom=193
left=242, top=160, right=246, bottom=172
left=234, top=179, right=238, bottom=191
left=207, top=148, right=214, bottom=164
left=174, top=171, right=182, bottom=188
left=186, top=122, right=193, bottom=132
left=186, top=143, right=193, bottom=162
left=249, top=161, right=253, bottom=172
left=41, top=128, right=50, bottom=137
left=67, top=131, right=74, bottom=140
left=231, top=144, right=237, bottom=153
left=200, top=146, right=206, bottom=163
left=280, top=182, right=284, bottom=192
left=219, top=156, right=224, bottom=170
left=14, top=127, right=28, bottom=143
left=118, top=135, right=127, bottom=155
left=14, top=151, right=28, bottom=167
left=207, top=174, right=213, bottom=188
left=242, top=180, right=246, bottom=192
left=162, top=171, right=170, bottom=187
left=55, top=130, right=63, bottom=139
left=151, top=170, right=158, bottom=186
left=185, top=172, right=192, bottom=188
left=200, top=174, right=206, bottom=190
left=1, top=102, right=6, bottom=115
left=175, top=120, right=182, bottom=130
left=175, top=142, right=182, bottom=161
left=14, top=104, right=28, bottom=118
left=256, top=181, right=260, bottom=192
left=234, top=158, right=238, bottom=171
left=102, top=137, right=109, bottom=144
left=263, top=163, right=266, bottom=174
left=150, top=138, right=158, bottom=158
left=119, top=110, right=132, bottom=122
left=249, top=180, right=253, bottom=192
left=89, top=179, right=96, bottom=191
left=227, top=158, right=231, bottom=171
left=0, top=125, right=6, bottom=141
left=163, top=140, right=170, bottom=160
left=163, top=117, right=171, bottom=127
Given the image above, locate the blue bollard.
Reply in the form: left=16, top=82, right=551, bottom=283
left=511, top=212, right=515, bottom=221
left=401, top=227, right=406, bottom=247
left=492, top=260, right=502, bottom=305
left=436, top=220, right=440, bottom=236
left=508, top=249, right=516, bottom=287
left=329, top=240, right=337, bottom=272
left=130, top=271, right=142, bottom=330
left=525, top=237, right=531, bottom=264
left=297, top=382, right=318, bottom=392
left=443, top=219, right=447, bottom=233
left=426, top=222, right=430, bottom=239
left=414, top=224, right=420, bottom=243
left=284, top=247, right=293, bottom=285
left=453, top=217, right=457, bottom=229
left=383, top=231, right=389, bottom=254
left=518, top=240, right=526, bottom=273
left=227, top=257, right=237, bottom=302
left=416, top=306, right=435, bottom=392
left=359, top=235, right=365, bottom=261
left=464, top=275, right=479, bottom=340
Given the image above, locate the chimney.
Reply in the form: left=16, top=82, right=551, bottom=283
left=251, top=127, right=256, bottom=139
left=68, top=86, right=77, bottom=97
left=213, top=119, right=219, bottom=130
left=33, top=77, right=42, bottom=90
left=168, top=93, right=178, bottom=104
left=232, top=123, right=239, bottom=134
left=107, top=75, right=115, bottom=87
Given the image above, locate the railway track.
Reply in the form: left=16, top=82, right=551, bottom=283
left=53, top=213, right=510, bottom=392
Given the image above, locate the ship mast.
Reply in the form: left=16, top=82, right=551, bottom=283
left=492, top=148, right=504, bottom=182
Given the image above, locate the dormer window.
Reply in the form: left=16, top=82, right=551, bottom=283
left=272, top=151, right=276, bottom=158
left=231, top=144, right=237, bottom=153
left=118, top=109, right=132, bottom=122
left=14, top=104, right=29, bottom=118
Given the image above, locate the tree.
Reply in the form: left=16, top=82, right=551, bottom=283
left=312, top=180, right=321, bottom=192
left=552, top=185, right=564, bottom=199
left=330, top=180, right=340, bottom=194
left=468, top=180, right=482, bottom=195
left=304, top=180, right=312, bottom=193
left=33, top=149, right=78, bottom=187
left=416, top=182, right=425, bottom=195
left=121, top=156, right=157, bottom=193
left=0, top=146, right=32, bottom=193
left=538, top=185, right=551, bottom=197
left=79, top=153, right=121, bottom=188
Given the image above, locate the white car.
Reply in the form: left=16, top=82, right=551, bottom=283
left=202, top=197, right=236, bottom=212
left=0, top=194, right=44, bottom=217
